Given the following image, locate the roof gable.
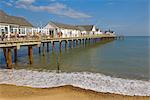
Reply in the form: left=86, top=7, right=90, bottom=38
left=77, top=25, right=94, bottom=31
left=0, top=10, right=33, bottom=27
left=50, top=21, right=79, bottom=30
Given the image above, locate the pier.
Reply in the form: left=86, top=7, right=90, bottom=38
left=0, top=35, right=117, bottom=69
left=0, top=10, right=122, bottom=69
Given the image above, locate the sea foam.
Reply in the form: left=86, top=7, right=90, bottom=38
left=0, top=69, right=149, bottom=96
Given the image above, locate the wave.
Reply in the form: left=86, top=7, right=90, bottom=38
left=0, top=69, right=149, bottom=96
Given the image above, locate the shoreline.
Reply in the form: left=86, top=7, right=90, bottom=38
left=0, top=69, right=149, bottom=96
left=0, top=84, right=149, bottom=100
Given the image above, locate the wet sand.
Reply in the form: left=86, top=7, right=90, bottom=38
left=0, top=84, right=149, bottom=100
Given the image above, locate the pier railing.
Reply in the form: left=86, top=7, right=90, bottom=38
left=0, top=34, right=116, bottom=48
left=0, top=34, right=115, bottom=41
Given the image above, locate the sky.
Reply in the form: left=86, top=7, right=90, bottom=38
left=0, top=0, right=149, bottom=36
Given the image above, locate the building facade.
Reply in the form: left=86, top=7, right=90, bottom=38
left=0, top=10, right=33, bottom=40
left=44, top=21, right=81, bottom=38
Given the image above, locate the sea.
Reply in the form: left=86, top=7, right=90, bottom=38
left=0, top=36, right=149, bottom=96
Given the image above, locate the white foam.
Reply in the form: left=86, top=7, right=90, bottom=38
left=0, top=69, right=149, bottom=96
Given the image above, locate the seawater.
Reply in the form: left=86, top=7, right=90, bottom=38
left=0, top=36, right=149, bottom=96
left=0, top=36, right=149, bottom=80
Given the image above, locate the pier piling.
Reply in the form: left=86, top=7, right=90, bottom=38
left=14, top=47, right=17, bottom=64
left=65, top=41, right=68, bottom=49
left=52, top=41, right=55, bottom=48
left=7, top=48, right=12, bottom=68
left=39, top=47, right=41, bottom=54
left=42, top=43, right=45, bottom=56
left=28, top=46, right=33, bottom=64
left=59, top=41, right=62, bottom=51
left=3, top=48, right=7, bottom=64
left=47, top=43, right=49, bottom=52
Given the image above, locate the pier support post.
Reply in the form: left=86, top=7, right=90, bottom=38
left=52, top=41, right=55, bottom=48
left=82, top=39, right=84, bottom=45
left=14, top=47, right=17, bottom=64
left=76, top=40, right=78, bottom=48
left=88, top=38, right=90, bottom=45
left=79, top=39, right=82, bottom=45
left=7, top=48, right=12, bottom=69
left=73, top=40, right=76, bottom=48
left=69, top=40, right=73, bottom=48
left=65, top=41, right=68, bottom=49
left=42, top=43, right=45, bottom=56
left=47, top=43, right=49, bottom=52
left=85, top=39, right=87, bottom=45
left=39, top=47, right=41, bottom=54
left=28, top=46, right=33, bottom=64
left=59, top=41, right=62, bottom=51
left=3, top=48, right=8, bottom=65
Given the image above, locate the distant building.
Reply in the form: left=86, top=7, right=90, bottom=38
left=105, top=29, right=115, bottom=35
left=44, top=21, right=105, bottom=38
left=44, top=21, right=80, bottom=38
left=95, top=28, right=103, bottom=35
left=0, top=10, right=33, bottom=38
left=77, top=25, right=97, bottom=36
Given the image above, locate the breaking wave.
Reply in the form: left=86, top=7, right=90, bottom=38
left=0, top=69, right=149, bottom=96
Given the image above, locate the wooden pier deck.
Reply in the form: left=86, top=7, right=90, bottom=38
left=0, top=34, right=119, bottom=69
left=0, top=35, right=116, bottom=48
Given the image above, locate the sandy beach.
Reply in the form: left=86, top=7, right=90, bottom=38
left=0, top=84, right=149, bottom=100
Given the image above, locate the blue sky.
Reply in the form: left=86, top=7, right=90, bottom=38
left=0, top=0, right=149, bottom=36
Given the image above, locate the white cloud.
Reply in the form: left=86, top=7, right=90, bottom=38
left=1, top=0, right=13, bottom=6
left=16, top=0, right=35, bottom=5
left=15, top=0, right=91, bottom=19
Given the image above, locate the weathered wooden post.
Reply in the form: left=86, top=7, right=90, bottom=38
left=14, top=47, right=17, bottom=64
left=28, top=46, right=33, bottom=64
left=47, top=42, right=49, bottom=52
left=39, top=47, right=41, bottom=54
left=65, top=40, right=68, bottom=49
left=82, top=39, right=84, bottom=45
left=59, top=41, right=62, bottom=51
left=76, top=40, right=78, bottom=48
left=3, top=48, right=8, bottom=65
left=73, top=40, right=76, bottom=48
left=7, top=48, right=12, bottom=68
left=88, top=38, right=90, bottom=44
left=69, top=40, right=73, bottom=48
left=79, top=39, right=82, bottom=45
left=85, top=38, right=88, bottom=45
left=42, top=43, right=45, bottom=56
left=52, top=41, right=55, bottom=48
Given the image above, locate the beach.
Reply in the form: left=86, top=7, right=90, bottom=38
left=0, top=84, right=149, bottom=100
left=0, top=37, right=149, bottom=99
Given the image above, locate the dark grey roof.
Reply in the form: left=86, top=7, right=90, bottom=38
left=77, top=25, right=94, bottom=31
left=0, top=10, right=33, bottom=27
left=50, top=21, right=79, bottom=30
left=77, top=26, right=86, bottom=31
left=96, top=28, right=100, bottom=31
left=48, top=21, right=95, bottom=31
